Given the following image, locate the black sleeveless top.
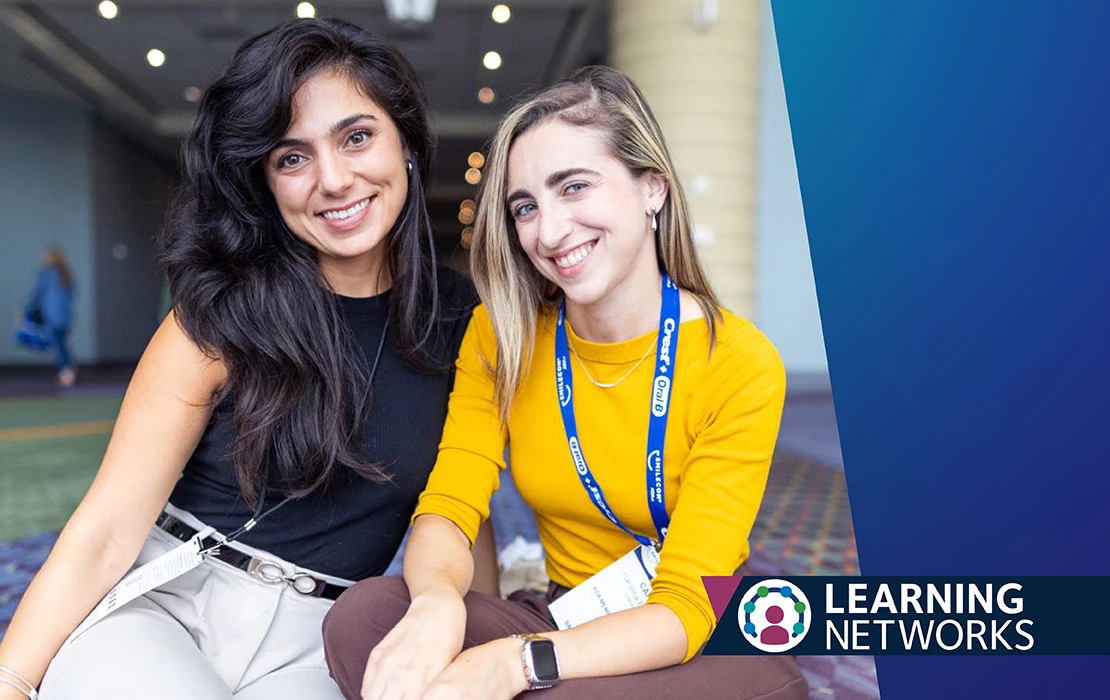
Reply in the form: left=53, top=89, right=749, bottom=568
left=170, top=268, right=478, bottom=580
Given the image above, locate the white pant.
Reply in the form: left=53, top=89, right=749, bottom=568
left=40, top=506, right=353, bottom=699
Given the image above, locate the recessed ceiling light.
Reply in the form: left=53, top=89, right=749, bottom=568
left=492, top=4, right=511, bottom=24
left=483, top=51, right=502, bottom=71
left=477, top=87, right=495, bottom=104
left=467, top=152, right=485, bottom=169
left=184, top=86, right=203, bottom=103
left=146, top=49, right=166, bottom=68
left=465, top=168, right=482, bottom=185
left=297, top=2, right=316, bottom=19
left=97, top=1, right=118, bottom=20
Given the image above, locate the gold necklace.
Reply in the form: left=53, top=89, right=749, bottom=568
left=569, top=338, right=656, bottom=389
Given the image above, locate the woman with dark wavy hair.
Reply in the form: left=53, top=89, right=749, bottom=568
left=0, top=18, right=489, bottom=700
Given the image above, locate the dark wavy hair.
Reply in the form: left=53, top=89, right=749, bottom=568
left=159, top=18, right=441, bottom=503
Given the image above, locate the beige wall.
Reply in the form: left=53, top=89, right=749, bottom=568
left=612, top=0, right=761, bottom=318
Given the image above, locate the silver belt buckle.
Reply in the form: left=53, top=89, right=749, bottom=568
left=247, top=557, right=325, bottom=596
left=247, top=557, right=286, bottom=584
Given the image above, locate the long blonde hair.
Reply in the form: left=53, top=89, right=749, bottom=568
left=471, top=66, right=721, bottom=422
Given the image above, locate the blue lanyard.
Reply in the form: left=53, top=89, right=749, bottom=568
left=554, top=275, right=681, bottom=548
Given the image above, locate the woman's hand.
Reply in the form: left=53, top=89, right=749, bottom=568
left=360, top=590, right=467, bottom=700
left=421, top=638, right=527, bottom=700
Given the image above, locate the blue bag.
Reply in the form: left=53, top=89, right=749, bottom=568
left=14, top=312, right=51, bottom=351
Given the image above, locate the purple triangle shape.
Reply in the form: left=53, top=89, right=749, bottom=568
left=701, top=576, right=743, bottom=621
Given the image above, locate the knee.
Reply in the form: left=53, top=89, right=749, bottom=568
left=323, top=577, right=411, bottom=695
left=323, top=576, right=411, bottom=650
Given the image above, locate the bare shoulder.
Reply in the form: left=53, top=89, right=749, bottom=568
left=137, top=310, right=228, bottom=404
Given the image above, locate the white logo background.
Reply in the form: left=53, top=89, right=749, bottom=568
left=651, top=376, right=671, bottom=416
left=737, top=578, right=810, bottom=653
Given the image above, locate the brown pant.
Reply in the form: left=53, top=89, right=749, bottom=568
left=322, top=577, right=808, bottom=700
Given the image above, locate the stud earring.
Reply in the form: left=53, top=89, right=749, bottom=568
left=650, top=207, right=658, bottom=233
left=406, top=160, right=413, bottom=175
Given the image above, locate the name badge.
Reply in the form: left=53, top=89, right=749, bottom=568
left=66, top=528, right=212, bottom=645
left=549, top=544, right=660, bottom=630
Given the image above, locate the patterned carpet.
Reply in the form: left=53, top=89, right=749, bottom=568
left=746, top=453, right=877, bottom=700
left=0, top=532, right=55, bottom=631
left=750, top=453, right=859, bottom=577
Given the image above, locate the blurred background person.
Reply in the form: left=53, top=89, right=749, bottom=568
left=23, top=246, right=76, bottom=388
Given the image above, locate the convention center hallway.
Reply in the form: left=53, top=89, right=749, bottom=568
left=0, top=370, right=879, bottom=699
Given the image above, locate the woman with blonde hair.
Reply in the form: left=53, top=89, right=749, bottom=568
left=323, top=66, right=807, bottom=699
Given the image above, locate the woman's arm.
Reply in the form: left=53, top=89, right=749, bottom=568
left=357, top=514, right=476, bottom=700
left=358, top=308, right=508, bottom=700
left=404, top=513, right=475, bottom=599
left=421, top=602, right=687, bottom=700
left=424, top=319, right=787, bottom=698
left=0, top=312, right=226, bottom=698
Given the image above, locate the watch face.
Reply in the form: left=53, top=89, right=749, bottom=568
left=529, top=639, right=560, bottom=682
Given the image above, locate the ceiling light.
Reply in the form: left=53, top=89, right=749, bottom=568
left=483, top=51, right=502, bottom=70
left=297, top=2, right=316, bottom=18
left=467, top=152, right=485, bottom=169
left=477, top=87, right=495, bottom=104
left=97, top=1, right=118, bottom=20
left=146, top=49, right=166, bottom=68
left=492, top=4, right=511, bottom=24
left=184, top=86, right=203, bottom=103
left=465, top=168, right=482, bottom=185
left=384, top=0, right=438, bottom=24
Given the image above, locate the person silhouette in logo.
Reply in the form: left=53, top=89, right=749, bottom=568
left=761, top=605, right=791, bottom=645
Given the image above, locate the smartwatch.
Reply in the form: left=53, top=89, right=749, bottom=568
left=512, top=633, right=561, bottom=690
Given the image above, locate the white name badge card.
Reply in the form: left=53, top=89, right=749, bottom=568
left=66, top=528, right=212, bottom=645
left=549, top=544, right=661, bottom=630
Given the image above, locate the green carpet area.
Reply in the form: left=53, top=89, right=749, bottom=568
left=0, top=395, right=121, bottom=430
left=0, top=396, right=120, bottom=540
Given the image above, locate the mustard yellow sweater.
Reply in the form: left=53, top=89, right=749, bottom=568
left=414, top=305, right=786, bottom=660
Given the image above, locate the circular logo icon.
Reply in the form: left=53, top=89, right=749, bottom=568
left=737, top=578, right=810, bottom=653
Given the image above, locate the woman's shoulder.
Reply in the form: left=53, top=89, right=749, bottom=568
left=457, top=301, right=496, bottom=345
left=695, top=309, right=785, bottom=390
left=428, top=268, right=484, bottom=366
left=716, top=309, right=780, bottom=353
left=435, top=266, right=479, bottom=313
left=144, top=310, right=228, bottom=401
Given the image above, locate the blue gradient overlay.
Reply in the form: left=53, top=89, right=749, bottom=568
left=770, top=1, right=1110, bottom=697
